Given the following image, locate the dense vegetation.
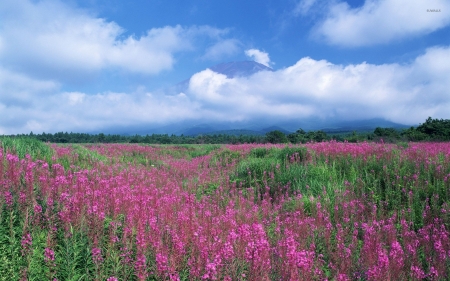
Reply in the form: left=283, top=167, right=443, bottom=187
left=0, top=138, right=449, bottom=280
left=2, top=117, right=449, bottom=144
left=7, top=132, right=267, bottom=144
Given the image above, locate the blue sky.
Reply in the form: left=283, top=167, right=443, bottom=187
left=0, top=0, right=449, bottom=134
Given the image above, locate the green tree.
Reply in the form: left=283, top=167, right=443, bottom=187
left=416, top=117, right=450, bottom=140
left=288, top=129, right=306, bottom=143
left=97, top=133, right=106, bottom=143
left=266, top=130, right=288, bottom=144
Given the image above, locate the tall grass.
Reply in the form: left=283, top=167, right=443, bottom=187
left=0, top=137, right=53, bottom=162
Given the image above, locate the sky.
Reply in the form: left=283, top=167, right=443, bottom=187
left=0, top=0, right=450, bottom=134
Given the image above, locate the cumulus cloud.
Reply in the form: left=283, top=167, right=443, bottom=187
left=245, top=49, right=272, bottom=67
left=2, top=45, right=450, bottom=134
left=311, top=0, right=450, bottom=46
left=0, top=83, right=201, bottom=134
left=202, top=39, right=241, bottom=61
left=2, top=46, right=450, bottom=134
left=0, top=0, right=228, bottom=83
left=188, top=45, right=450, bottom=125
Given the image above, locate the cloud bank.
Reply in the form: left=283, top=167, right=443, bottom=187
left=188, top=46, right=450, bottom=125
left=302, top=0, right=450, bottom=46
left=2, top=46, right=450, bottom=134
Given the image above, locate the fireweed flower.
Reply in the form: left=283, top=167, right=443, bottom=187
left=120, top=247, right=133, bottom=265
left=155, top=253, right=168, bottom=273
left=21, top=233, right=32, bottom=256
left=91, top=247, right=103, bottom=263
left=4, top=191, right=13, bottom=207
left=44, top=248, right=55, bottom=263
left=34, top=204, right=43, bottom=214
left=3, top=142, right=450, bottom=279
left=19, top=192, right=26, bottom=204
left=135, top=253, right=148, bottom=280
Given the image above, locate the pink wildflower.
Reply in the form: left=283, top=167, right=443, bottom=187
left=91, top=247, right=103, bottom=263
left=44, top=248, right=55, bottom=263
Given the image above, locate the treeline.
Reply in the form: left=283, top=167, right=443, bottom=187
left=284, top=117, right=450, bottom=144
left=371, top=117, right=450, bottom=142
left=6, top=131, right=266, bottom=144
left=2, top=117, right=449, bottom=144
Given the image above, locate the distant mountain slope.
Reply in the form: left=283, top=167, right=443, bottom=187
left=101, top=118, right=411, bottom=136
left=176, top=119, right=410, bottom=137
left=181, top=124, right=217, bottom=136
left=209, top=61, right=273, bottom=78
left=319, top=119, right=411, bottom=133
left=203, top=129, right=266, bottom=136
left=259, top=126, right=291, bottom=135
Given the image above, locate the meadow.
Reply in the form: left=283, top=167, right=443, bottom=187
left=0, top=137, right=449, bottom=280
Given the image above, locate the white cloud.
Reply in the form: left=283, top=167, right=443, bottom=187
left=106, top=26, right=186, bottom=74
left=294, top=0, right=318, bottom=16
left=202, top=39, right=241, bottom=61
left=0, top=85, right=201, bottom=134
left=0, top=0, right=227, bottom=82
left=67, top=92, right=86, bottom=106
left=312, top=0, right=450, bottom=46
left=1, top=39, right=450, bottom=133
left=188, top=46, right=450, bottom=125
left=245, top=49, right=272, bottom=67
left=0, top=67, right=59, bottom=104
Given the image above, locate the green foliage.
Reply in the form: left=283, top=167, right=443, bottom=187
left=265, top=130, right=288, bottom=144
left=55, top=229, right=94, bottom=281
left=54, top=144, right=110, bottom=170
left=345, top=131, right=368, bottom=143
left=210, top=148, right=242, bottom=167
left=196, top=183, right=221, bottom=199
left=71, top=144, right=109, bottom=164
left=250, top=147, right=273, bottom=158
left=2, top=132, right=266, bottom=145
left=396, top=141, right=409, bottom=149
left=398, top=117, right=450, bottom=141
left=28, top=230, right=51, bottom=280
left=0, top=210, right=22, bottom=281
left=0, top=137, right=53, bottom=162
left=309, top=130, right=328, bottom=142
left=288, top=129, right=330, bottom=143
left=401, top=127, right=428, bottom=141
left=233, top=146, right=311, bottom=200
left=277, top=146, right=309, bottom=164
left=186, top=144, right=221, bottom=158
left=230, top=143, right=450, bottom=231
left=374, top=127, right=400, bottom=138
left=416, top=117, right=450, bottom=140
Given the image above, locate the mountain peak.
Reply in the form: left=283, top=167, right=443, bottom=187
left=209, top=60, right=273, bottom=78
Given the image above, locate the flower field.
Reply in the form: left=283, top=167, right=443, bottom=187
left=0, top=138, right=449, bottom=280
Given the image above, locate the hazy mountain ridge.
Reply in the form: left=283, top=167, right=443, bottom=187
left=151, top=119, right=409, bottom=137
left=209, top=61, right=273, bottom=78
